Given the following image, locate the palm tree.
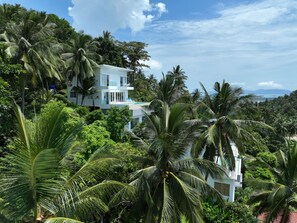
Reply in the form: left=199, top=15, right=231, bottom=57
left=155, top=73, right=178, bottom=105
left=248, top=142, right=297, bottom=223
left=111, top=102, right=225, bottom=222
left=0, top=4, right=25, bottom=33
left=62, top=32, right=100, bottom=105
left=154, top=66, right=189, bottom=107
left=191, top=81, right=267, bottom=170
left=120, top=41, right=150, bottom=85
left=0, top=104, right=125, bottom=222
left=72, top=76, right=96, bottom=106
left=0, top=11, right=62, bottom=112
left=167, top=65, right=188, bottom=94
left=95, top=31, right=123, bottom=67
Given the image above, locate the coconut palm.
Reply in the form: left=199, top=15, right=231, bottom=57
left=95, top=31, right=124, bottom=67
left=111, top=102, right=225, bottom=222
left=155, top=73, right=178, bottom=106
left=191, top=81, right=268, bottom=170
left=153, top=66, right=189, bottom=109
left=0, top=104, right=125, bottom=222
left=167, top=65, right=188, bottom=94
left=0, top=11, right=62, bottom=111
left=72, top=76, right=96, bottom=106
left=63, top=32, right=100, bottom=105
left=0, top=4, right=24, bottom=33
left=248, top=142, right=297, bottom=223
left=157, top=66, right=186, bottom=104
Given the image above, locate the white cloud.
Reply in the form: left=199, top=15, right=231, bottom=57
left=155, top=3, right=167, bottom=15
left=137, top=0, right=297, bottom=90
left=68, top=0, right=166, bottom=35
left=231, top=82, right=246, bottom=87
left=257, top=81, right=283, bottom=88
left=141, top=59, right=163, bottom=71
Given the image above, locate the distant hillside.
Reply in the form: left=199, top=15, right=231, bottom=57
left=257, top=90, right=297, bottom=126
left=245, top=89, right=291, bottom=96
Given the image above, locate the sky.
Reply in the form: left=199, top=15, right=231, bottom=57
left=1, top=0, right=297, bottom=91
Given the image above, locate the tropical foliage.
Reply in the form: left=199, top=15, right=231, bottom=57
left=114, top=102, right=226, bottom=222
left=191, top=81, right=268, bottom=170
left=0, top=4, right=296, bottom=223
left=0, top=103, right=127, bottom=222
left=248, top=142, right=297, bottom=223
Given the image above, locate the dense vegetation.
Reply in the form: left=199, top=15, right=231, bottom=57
left=0, top=3, right=297, bottom=223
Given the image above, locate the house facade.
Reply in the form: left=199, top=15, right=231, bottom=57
left=67, top=64, right=149, bottom=129
left=206, top=144, right=243, bottom=202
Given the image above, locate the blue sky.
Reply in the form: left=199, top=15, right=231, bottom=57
left=1, top=0, right=297, bottom=91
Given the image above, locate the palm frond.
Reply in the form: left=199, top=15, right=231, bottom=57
left=45, top=218, right=84, bottom=223
left=160, top=179, right=175, bottom=223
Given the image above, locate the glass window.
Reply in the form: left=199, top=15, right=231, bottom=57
left=102, top=74, right=109, bottom=86
left=103, top=92, right=109, bottom=104
left=131, top=118, right=140, bottom=129
left=214, top=182, right=230, bottom=196
left=70, top=88, right=77, bottom=98
left=120, top=76, right=127, bottom=86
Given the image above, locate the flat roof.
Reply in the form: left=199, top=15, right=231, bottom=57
left=99, top=64, right=133, bottom=72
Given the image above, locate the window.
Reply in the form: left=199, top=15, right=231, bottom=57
left=104, top=92, right=109, bottom=104
left=131, top=118, right=140, bottom=129
left=214, top=182, right=230, bottom=196
left=115, top=92, right=124, bottom=102
left=109, top=92, right=124, bottom=103
left=102, top=74, right=109, bottom=86
left=120, top=76, right=127, bottom=86
left=110, top=92, right=115, bottom=102
left=70, top=88, right=77, bottom=98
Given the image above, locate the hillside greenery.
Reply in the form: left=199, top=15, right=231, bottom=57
left=0, top=3, right=296, bottom=223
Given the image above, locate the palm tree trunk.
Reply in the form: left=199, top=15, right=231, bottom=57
left=81, top=95, right=85, bottom=105
left=36, top=206, right=42, bottom=223
left=21, top=74, right=27, bottom=113
left=40, top=78, right=45, bottom=104
left=76, top=76, right=79, bottom=105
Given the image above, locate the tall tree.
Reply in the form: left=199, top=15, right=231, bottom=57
left=128, top=72, right=157, bottom=102
left=154, top=66, right=189, bottom=106
left=121, top=41, right=150, bottom=85
left=167, top=65, right=188, bottom=95
left=0, top=11, right=61, bottom=111
left=0, top=104, right=124, bottom=222
left=106, top=106, right=131, bottom=142
left=156, top=73, right=178, bottom=105
left=191, top=81, right=268, bottom=170
left=0, top=4, right=25, bottom=33
left=95, top=31, right=124, bottom=67
left=62, top=32, right=100, bottom=105
left=248, top=142, right=297, bottom=223
left=72, top=76, right=96, bottom=106
left=112, top=102, right=225, bottom=222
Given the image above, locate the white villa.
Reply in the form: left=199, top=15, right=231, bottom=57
left=67, top=64, right=150, bottom=129
left=67, top=64, right=242, bottom=202
left=206, top=144, right=243, bottom=202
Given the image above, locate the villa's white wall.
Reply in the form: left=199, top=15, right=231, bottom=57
left=98, top=65, right=129, bottom=88
left=67, top=64, right=149, bottom=130
left=199, top=144, right=243, bottom=202
left=207, top=177, right=236, bottom=202
left=68, top=65, right=133, bottom=107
